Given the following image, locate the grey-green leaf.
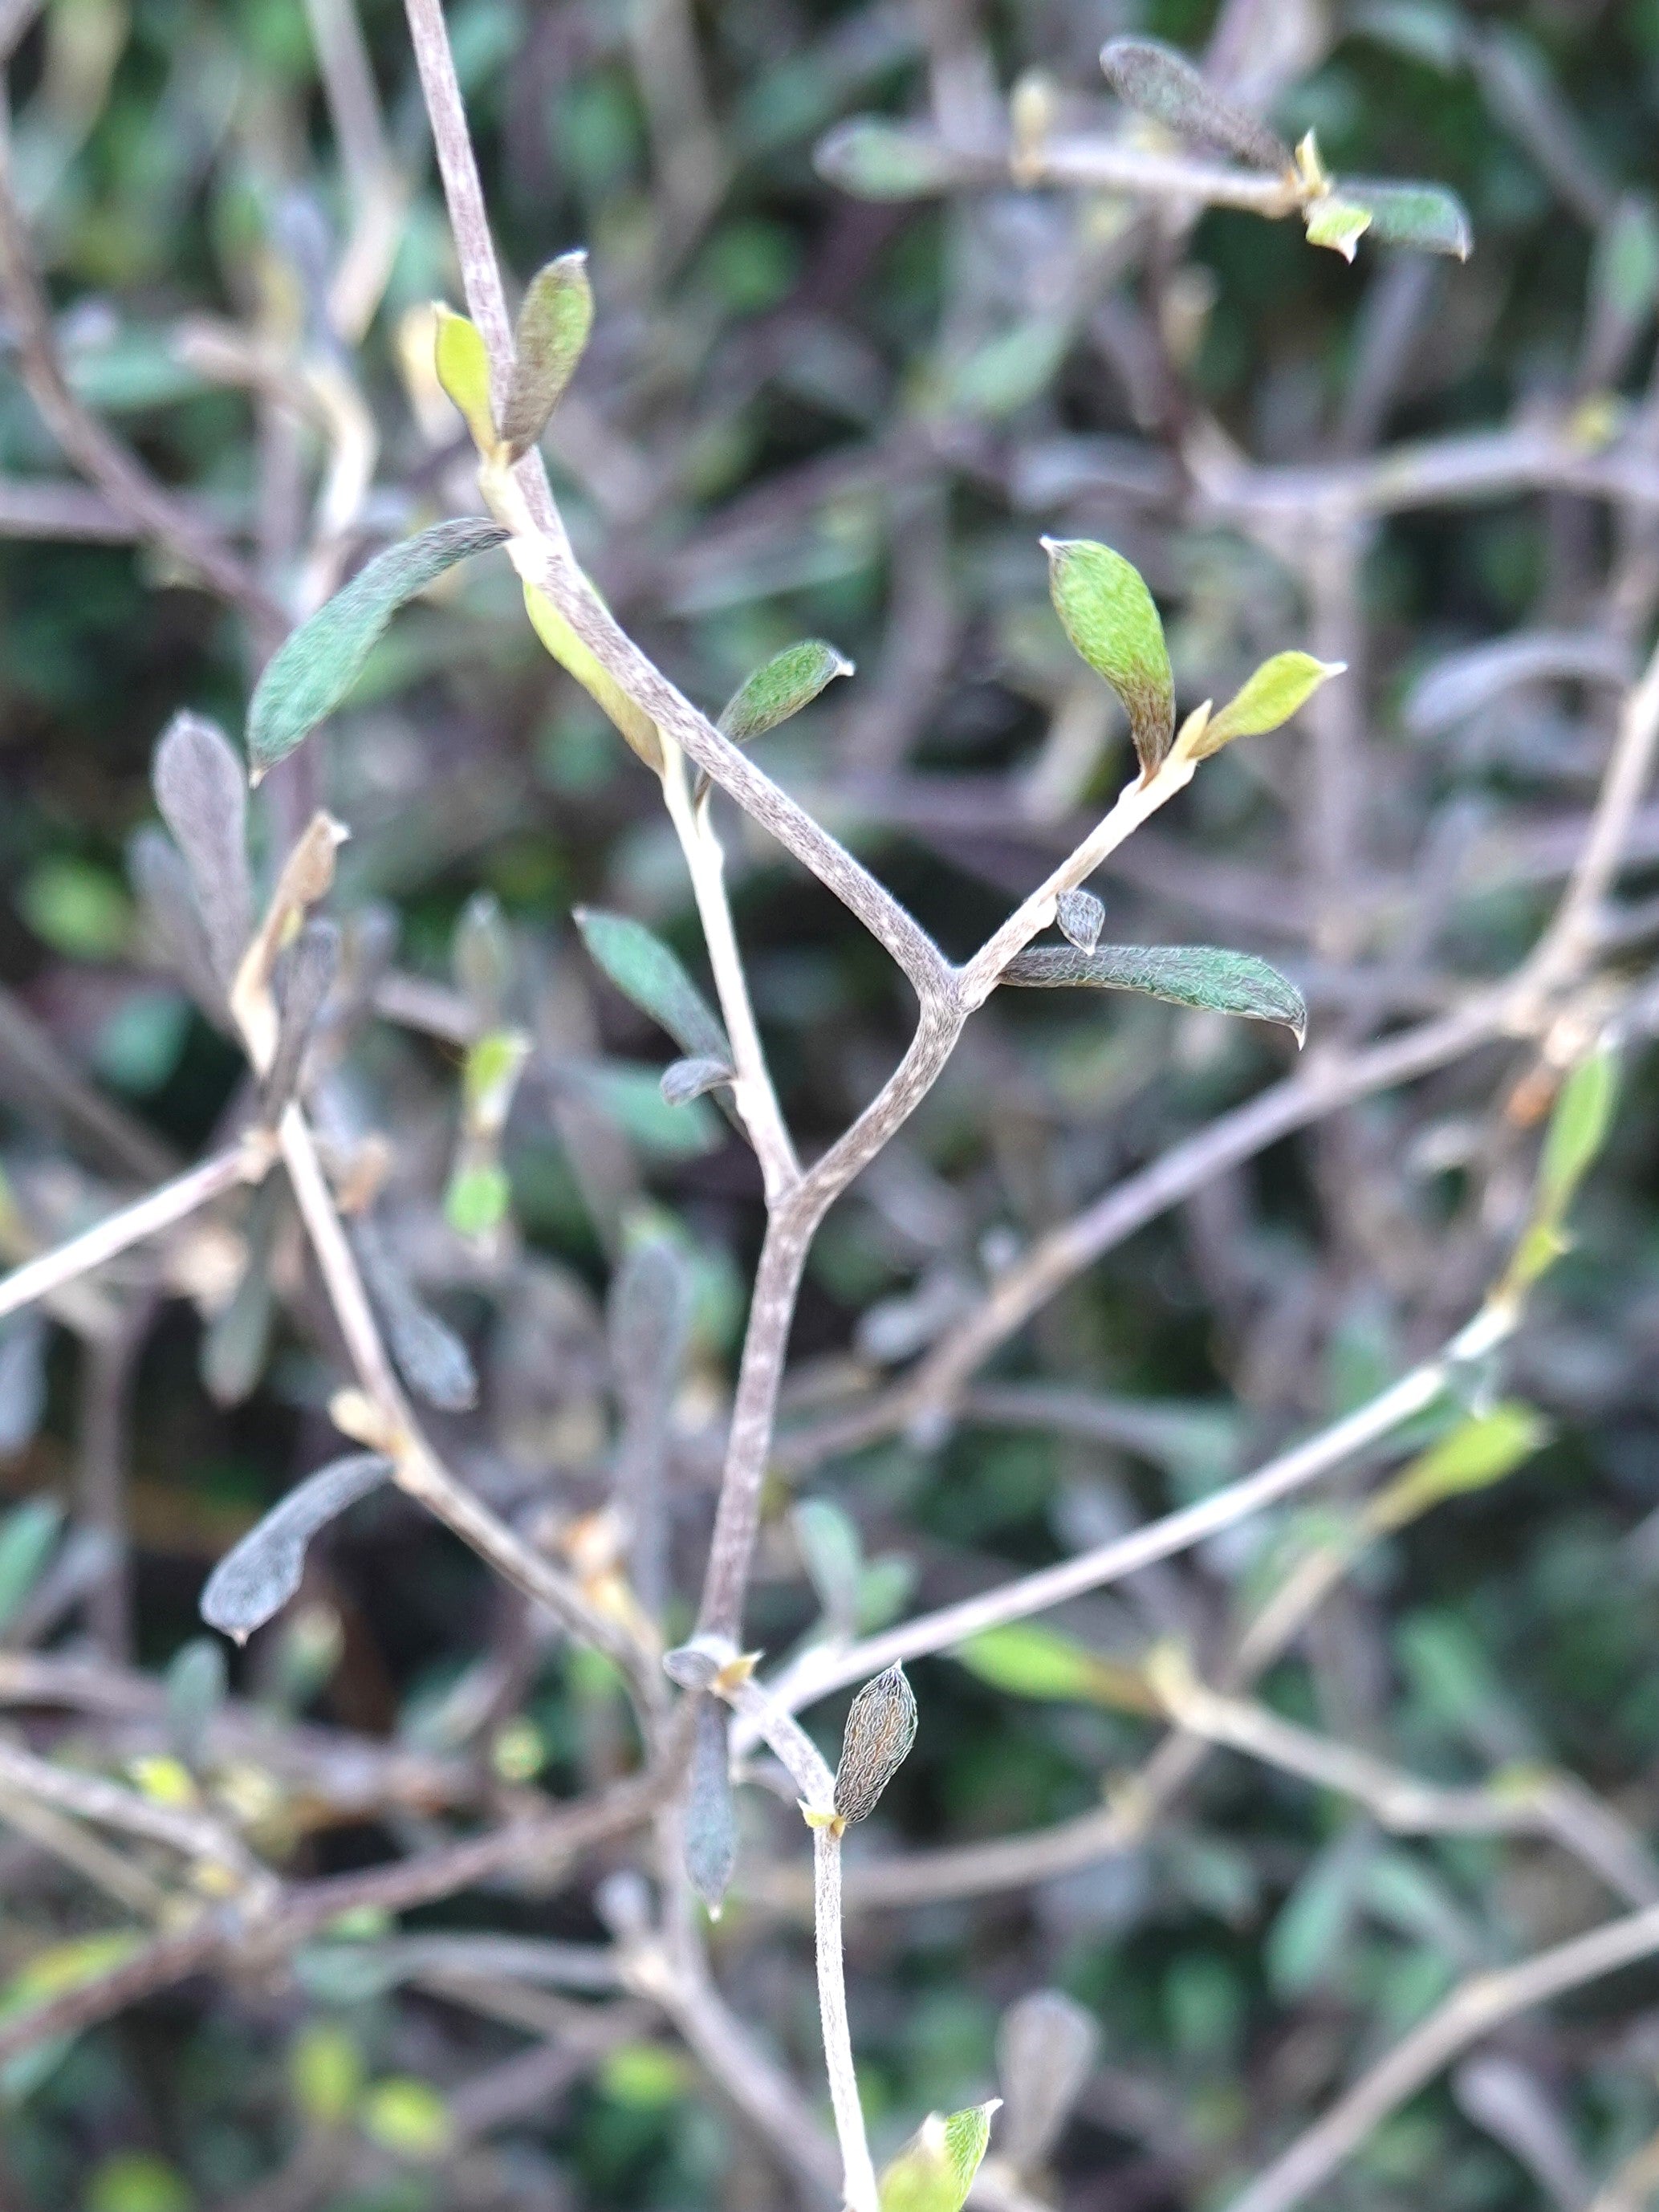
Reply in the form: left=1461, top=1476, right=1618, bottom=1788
left=353, top=1216, right=477, bottom=1414
left=1056, top=888, right=1104, bottom=953
left=834, top=1662, right=918, bottom=1824
left=1002, top=944, right=1307, bottom=1043
left=262, top=920, right=340, bottom=1121
left=152, top=712, right=251, bottom=985
left=1338, top=177, right=1472, bottom=258
left=685, top=1700, right=737, bottom=1915
left=201, top=1453, right=391, bottom=1643
left=502, top=251, right=594, bottom=462
left=996, top=1990, right=1100, bottom=2175
left=0, top=1498, right=61, bottom=1635
left=165, top=1638, right=227, bottom=1768
left=1100, top=37, right=1289, bottom=173
left=718, top=640, right=852, bottom=746
left=814, top=116, right=958, bottom=201
left=574, top=907, right=730, bottom=1065
left=661, top=1055, right=734, bottom=1107
left=1041, top=539, right=1175, bottom=778
left=247, top=520, right=509, bottom=779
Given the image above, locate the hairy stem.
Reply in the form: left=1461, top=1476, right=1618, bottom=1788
left=815, top=1823, right=878, bottom=2212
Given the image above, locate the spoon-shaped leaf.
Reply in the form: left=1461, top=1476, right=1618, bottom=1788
left=201, top=1454, right=391, bottom=1643
left=1101, top=37, right=1289, bottom=172
left=1003, top=943, right=1307, bottom=1043
left=501, top=252, right=593, bottom=462
left=1042, top=539, right=1175, bottom=778
left=575, top=907, right=730, bottom=1065
left=248, top=520, right=508, bottom=780
left=152, top=712, right=251, bottom=985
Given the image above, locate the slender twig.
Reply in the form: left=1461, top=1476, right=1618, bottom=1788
left=815, top=1821, right=879, bottom=2212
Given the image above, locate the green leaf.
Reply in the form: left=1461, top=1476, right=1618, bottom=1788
left=718, top=639, right=852, bottom=745
left=1041, top=539, right=1175, bottom=777
left=955, top=1621, right=1157, bottom=1714
left=247, top=520, right=508, bottom=779
left=523, top=581, right=664, bottom=773
left=502, top=251, right=594, bottom=462
left=445, top=1162, right=511, bottom=1238
left=360, top=2076, right=453, bottom=2161
left=814, top=117, right=957, bottom=201
left=1100, top=37, right=1289, bottom=173
left=0, top=1498, right=61, bottom=1635
left=1198, top=652, right=1345, bottom=755
left=1304, top=196, right=1372, bottom=260
left=1539, top=1048, right=1619, bottom=1214
left=1339, top=177, right=1472, bottom=259
left=879, top=2102, right=1000, bottom=2212
left=575, top=907, right=730, bottom=1064
left=565, top=1063, right=724, bottom=1156
left=1592, top=195, right=1659, bottom=338
left=1372, top=1404, right=1549, bottom=1532
left=433, top=305, right=496, bottom=455
left=1002, top=943, right=1307, bottom=1044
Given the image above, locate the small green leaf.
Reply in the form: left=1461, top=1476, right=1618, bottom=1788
left=1002, top=943, right=1307, bottom=1043
left=1100, top=37, right=1289, bottom=172
left=1539, top=1049, right=1619, bottom=1214
left=360, top=2076, right=453, bottom=2161
left=1339, top=177, right=1472, bottom=258
left=1592, top=195, right=1659, bottom=337
left=248, top=521, right=508, bottom=778
left=445, top=1162, right=511, bottom=1238
left=718, top=639, right=852, bottom=745
left=290, top=2021, right=364, bottom=2129
left=1041, top=539, right=1175, bottom=777
left=433, top=305, right=497, bottom=455
left=954, top=1621, right=1157, bottom=1714
left=523, top=581, right=664, bottom=773
left=814, top=116, right=957, bottom=200
left=1372, top=1404, right=1549, bottom=1531
left=502, top=251, right=594, bottom=461
left=575, top=907, right=730, bottom=1064
left=564, top=1063, right=723, bottom=1157
left=1197, top=652, right=1345, bottom=755
left=0, top=1498, right=61, bottom=1635
left=879, top=2102, right=1000, bottom=2212
left=1305, top=196, right=1373, bottom=260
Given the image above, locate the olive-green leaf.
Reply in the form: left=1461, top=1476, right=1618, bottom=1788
left=575, top=908, right=730, bottom=1066
left=719, top=640, right=852, bottom=745
left=879, top=2102, right=1000, bottom=2212
left=1340, top=177, right=1472, bottom=259
left=1198, top=652, right=1345, bottom=756
left=814, top=117, right=958, bottom=201
left=1002, top=943, right=1307, bottom=1043
left=247, top=520, right=508, bottom=779
left=1305, top=196, right=1372, bottom=261
left=1041, top=538, right=1175, bottom=778
left=1100, top=37, right=1289, bottom=173
left=501, top=251, right=594, bottom=462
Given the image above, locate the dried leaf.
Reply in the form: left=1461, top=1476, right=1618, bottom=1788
left=1041, top=539, right=1175, bottom=778
left=152, top=712, right=251, bottom=984
left=1100, top=37, right=1290, bottom=172
left=575, top=908, right=730, bottom=1064
left=200, top=1453, right=391, bottom=1644
left=1056, top=888, right=1104, bottom=952
left=814, top=117, right=958, bottom=201
left=833, top=1662, right=917, bottom=1824
left=879, top=2103, right=999, bottom=2212
left=502, top=251, right=593, bottom=462
left=231, top=812, right=348, bottom=1072
left=1197, top=652, right=1345, bottom=756
left=1002, top=943, right=1307, bottom=1043
left=718, top=639, right=852, bottom=746
left=996, top=1990, right=1100, bottom=2175
left=685, top=1700, right=737, bottom=1915
left=247, top=521, right=509, bottom=779
left=660, top=1055, right=734, bottom=1106
left=353, top=1217, right=478, bottom=1413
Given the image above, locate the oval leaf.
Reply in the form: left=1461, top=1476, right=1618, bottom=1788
left=1100, top=37, right=1289, bottom=172
left=1199, top=652, right=1345, bottom=755
left=1002, top=943, right=1307, bottom=1043
left=1041, top=539, right=1174, bottom=778
left=434, top=305, right=496, bottom=455
left=152, top=712, right=251, bottom=985
left=201, top=1454, right=391, bottom=1643
left=997, top=1990, right=1099, bottom=2175
left=814, top=117, right=957, bottom=201
left=575, top=907, right=730, bottom=1065
left=523, top=581, right=663, bottom=772
left=502, top=251, right=594, bottom=462
left=879, top=2102, right=1000, bottom=2212
left=249, top=521, right=508, bottom=779
left=833, top=1662, right=917, bottom=1825
left=718, top=639, right=853, bottom=745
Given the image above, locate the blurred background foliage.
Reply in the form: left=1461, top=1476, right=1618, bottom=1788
left=7, top=0, right=1659, bottom=2206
